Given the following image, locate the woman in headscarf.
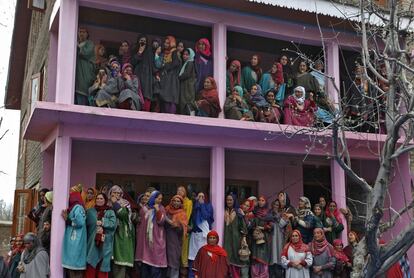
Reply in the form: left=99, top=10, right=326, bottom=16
left=332, top=239, right=351, bottom=278
left=277, top=192, right=297, bottom=244
left=260, top=61, right=285, bottom=105
left=188, top=192, right=214, bottom=278
left=118, top=63, right=144, bottom=111
left=292, top=197, right=316, bottom=244
left=308, top=61, right=336, bottom=126
left=193, top=230, right=229, bottom=278
left=118, top=40, right=131, bottom=67
left=108, top=185, right=135, bottom=278
left=279, top=54, right=295, bottom=96
left=17, top=233, right=49, bottom=278
left=281, top=230, right=313, bottom=278
left=85, top=193, right=116, bottom=278
left=224, top=85, right=253, bottom=121
left=159, top=35, right=181, bottom=114
left=165, top=195, right=188, bottom=278
left=312, top=204, right=325, bottom=231
left=94, top=44, right=108, bottom=72
left=178, top=48, right=197, bottom=115
left=226, top=60, right=242, bottom=96
left=324, top=201, right=344, bottom=244
left=75, top=27, right=95, bottom=106
left=284, top=86, right=317, bottom=127
left=88, top=67, right=120, bottom=108
left=295, top=61, right=320, bottom=98
left=61, top=191, right=87, bottom=277
left=343, top=231, right=358, bottom=268
left=27, top=188, right=49, bottom=233
left=134, top=189, right=151, bottom=274
left=8, top=234, right=24, bottom=278
left=195, top=38, right=213, bottom=93
left=242, top=54, right=263, bottom=94
left=83, top=187, right=97, bottom=210
left=137, top=190, right=167, bottom=278
left=309, top=228, right=336, bottom=278
left=196, top=77, right=222, bottom=118
left=131, top=35, right=155, bottom=111
left=248, top=84, right=269, bottom=122
left=263, top=199, right=289, bottom=278
left=223, top=193, right=248, bottom=278
left=177, top=41, right=185, bottom=61
left=176, top=185, right=193, bottom=275
left=250, top=196, right=271, bottom=278
left=264, top=89, right=283, bottom=123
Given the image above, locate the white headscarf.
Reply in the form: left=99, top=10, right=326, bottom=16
left=293, top=86, right=306, bottom=105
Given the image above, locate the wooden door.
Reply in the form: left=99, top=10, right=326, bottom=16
left=11, top=189, right=35, bottom=236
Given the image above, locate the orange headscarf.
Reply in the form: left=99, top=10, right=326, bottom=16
left=165, top=195, right=188, bottom=237
left=163, top=35, right=177, bottom=64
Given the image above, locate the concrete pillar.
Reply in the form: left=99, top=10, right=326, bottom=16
left=210, top=146, right=225, bottom=243
left=47, top=31, right=58, bottom=102
left=50, top=136, right=72, bottom=278
left=330, top=159, right=348, bottom=245
left=326, top=42, right=340, bottom=108
left=213, top=23, right=227, bottom=118
left=56, top=0, right=79, bottom=104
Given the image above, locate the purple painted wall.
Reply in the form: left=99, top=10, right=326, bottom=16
left=70, top=141, right=304, bottom=200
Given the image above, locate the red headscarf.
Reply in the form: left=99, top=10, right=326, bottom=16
left=281, top=230, right=309, bottom=257
left=229, top=60, right=241, bottom=90
left=196, top=38, right=211, bottom=57
left=199, top=77, right=222, bottom=117
left=309, top=228, right=334, bottom=256
left=254, top=195, right=268, bottom=218
left=325, top=201, right=343, bottom=224
left=12, top=234, right=25, bottom=255
left=333, top=239, right=350, bottom=263
left=68, top=191, right=85, bottom=213
left=165, top=195, right=188, bottom=236
left=271, top=62, right=284, bottom=85
left=201, top=230, right=227, bottom=263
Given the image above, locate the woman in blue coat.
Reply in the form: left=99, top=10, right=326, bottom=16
left=62, top=191, right=87, bottom=277
left=85, top=193, right=117, bottom=277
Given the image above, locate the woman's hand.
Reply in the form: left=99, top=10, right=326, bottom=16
left=61, top=209, right=68, bottom=221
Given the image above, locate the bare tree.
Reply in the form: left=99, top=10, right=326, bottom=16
left=327, top=0, right=414, bottom=277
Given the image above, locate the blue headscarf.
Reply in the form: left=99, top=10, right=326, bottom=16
left=233, top=85, right=244, bottom=98
left=179, top=48, right=195, bottom=76
left=110, top=60, right=121, bottom=78
left=148, top=190, right=161, bottom=209
left=250, top=84, right=269, bottom=108
left=193, top=195, right=214, bottom=228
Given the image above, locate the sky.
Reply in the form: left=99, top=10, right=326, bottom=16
left=0, top=0, right=19, bottom=205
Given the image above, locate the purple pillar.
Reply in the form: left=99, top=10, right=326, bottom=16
left=330, top=159, right=348, bottom=245
left=213, top=23, right=227, bottom=119
left=326, top=42, right=340, bottom=107
left=55, top=0, right=78, bottom=104
left=210, top=146, right=225, bottom=242
left=50, top=136, right=72, bottom=278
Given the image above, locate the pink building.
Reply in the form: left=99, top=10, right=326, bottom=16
left=6, top=0, right=413, bottom=276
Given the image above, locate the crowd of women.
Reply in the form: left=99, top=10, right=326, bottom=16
left=3, top=184, right=412, bottom=278
left=76, top=27, right=380, bottom=129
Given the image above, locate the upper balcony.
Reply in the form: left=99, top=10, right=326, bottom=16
left=15, top=0, right=390, bottom=159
